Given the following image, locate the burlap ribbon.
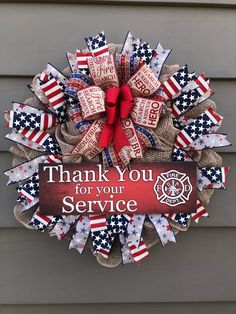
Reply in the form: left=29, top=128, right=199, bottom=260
left=8, top=44, right=222, bottom=267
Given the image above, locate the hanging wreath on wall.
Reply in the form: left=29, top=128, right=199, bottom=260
left=4, top=31, right=230, bottom=267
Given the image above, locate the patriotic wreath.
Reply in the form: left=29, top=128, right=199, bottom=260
left=4, top=31, right=230, bottom=267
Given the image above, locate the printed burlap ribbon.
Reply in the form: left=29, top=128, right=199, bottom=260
left=8, top=44, right=222, bottom=267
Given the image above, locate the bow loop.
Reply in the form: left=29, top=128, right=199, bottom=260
left=120, top=85, right=134, bottom=119
left=105, top=87, right=120, bottom=124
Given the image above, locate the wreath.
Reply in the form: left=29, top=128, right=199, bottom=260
left=4, top=31, right=230, bottom=267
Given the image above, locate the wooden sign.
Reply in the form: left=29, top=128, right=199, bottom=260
left=39, top=162, right=197, bottom=215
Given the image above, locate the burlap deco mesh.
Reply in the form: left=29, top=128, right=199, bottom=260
left=7, top=44, right=222, bottom=267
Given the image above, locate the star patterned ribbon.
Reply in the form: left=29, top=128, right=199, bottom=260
left=121, top=31, right=141, bottom=56
left=69, top=216, right=91, bottom=254
left=50, top=215, right=80, bottom=240
left=150, top=43, right=171, bottom=78
left=148, top=214, right=176, bottom=246
left=30, top=208, right=62, bottom=232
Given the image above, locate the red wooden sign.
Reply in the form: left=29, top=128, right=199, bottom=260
left=39, top=162, right=197, bottom=215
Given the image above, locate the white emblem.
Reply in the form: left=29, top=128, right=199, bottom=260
left=154, top=170, right=192, bottom=207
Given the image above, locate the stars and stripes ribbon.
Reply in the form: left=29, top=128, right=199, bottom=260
left=30, top=208, right=62, bottom=232
left=174, top=108, right=223, bottom=149
left=17, top=171, right=39, bottom=206
left=76, top=50, right=92, bottom=75
left=49, top=215, right=80, bottom=240
left=127, top=237, right=149, bottom=264
left=89, top=214, right=107, bottom=232
left=8, top=110, right=57, bottom=131
left=172, top=147, right=192, bottom=162
left=197, top=167, right=229, bottom=191
left=160, top=65, right=197, bottom=100
left=17, top=128, right=61, bottom=155
left=85, top=30, right=109, bottom=57
left=186, top=133, right=231, bottom=151
left=171, top=74, right=212, bottom=117
left=91, top=214, right=129, bottom=258
left=165, top=212, right=190, bottom=227
left=133, top=42, right=154, bottom=65
left=148, top=214, right=176, bottom=246
left=121, top=31, right=141, bottom=56
left=150, top=43, right=171, bottom=78
left=191, top=200, right=208, bottom=223
left=69, top=216, right=91, bottom=254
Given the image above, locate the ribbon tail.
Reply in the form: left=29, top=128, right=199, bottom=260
left=113, top=119, right=131, bottom=154
left=98, top=123, right=115, bottom=148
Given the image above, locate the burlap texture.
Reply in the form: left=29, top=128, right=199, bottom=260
left=8, top=44, right=222, bottom=267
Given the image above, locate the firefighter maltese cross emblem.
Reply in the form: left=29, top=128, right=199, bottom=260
left=154, top=170, right=193, bottom=207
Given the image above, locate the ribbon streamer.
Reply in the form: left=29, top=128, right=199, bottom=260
left=133, top=42, right=154, bottom=65
left=5, top=130, right=45, bottom=152
left=119, top=233, right=134, bottom=264
left=4, top=155, right=50, bottom=185
left=126, top=214, right=145, bottom=247
left=186, top=133, right=231, bottom=151
left=175, top=108, right=223, bottom=149
left=50, top=215, right=80, bottom=240
left=30, top=208, right=62, bottom=232
left=127, top=237, right=149, bottom=264
left=160, top=65, right=197, bottom=100
left=69, top=216, right=91, bottom=254
left=66, top=52, right=77, bottom=73
left=150, top=43, right=171, bottom=78
left=197, top=167, right=229, bottom=191
left=121, top=31, right=141, bottom=56
left=148, top=214, right=176, bottom=246
left=85, top=30, right=109, bottom=57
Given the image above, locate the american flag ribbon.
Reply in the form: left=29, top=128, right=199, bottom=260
left=89, top=214, right=107, bottom=232
left=17, top=128, right=61, bottom=155
left=40, top=77, right=65, bottom=110
left=8, top=110, right=57, bottom=131
left=91, top=215, right=129, bottom=258
left=148, top=214, right=176, bottom=246
left=171, top=74, right=212, bottom=117
left=172, top=147, right=192, bottom=162
left=17, top=171, right=39, bottom=206
left=160, top=65, right=197, bottom=100
left=30, top=208, right=62, bottom=232
left=127, top=237, right=149, bottom=264
left=186, top=133, right=231, bottom=151
left=85, top=30, right=109, bottom=57
left=197, top=166, right=229, bottom=191
left=76, top=50, right=92, bottom=76
left=121, top=31, right=141, bottom=56
left=49, top=215, right=80, bottom=240
left=69, top=216, right=91, bottom=254
left=174, top=108, right=223, bottom=149
left=133, top=42, right=154, bottom=65
left=191, top=200, right=208, bottom=223
left=165, top=212, right=191, bottom=227
left=150, top=43, right=171, bottom=78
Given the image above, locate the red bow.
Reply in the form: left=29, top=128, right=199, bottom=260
left=98, top=84, right=134, bottom=153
